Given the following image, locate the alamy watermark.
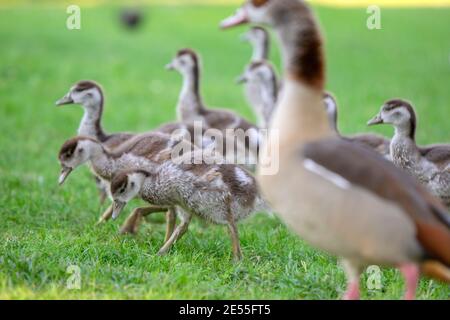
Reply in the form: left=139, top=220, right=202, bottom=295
left=367, top=5, right=382, bottom=30
left=66, top=5, right=81, bottom=30
left=366, top=265, right=383, bottom=291
left=66, top=265, right=81, bottom=290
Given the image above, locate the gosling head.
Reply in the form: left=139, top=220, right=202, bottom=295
left=237, top=61, right=276, bottom=85
left=165, top=48, right=200, bottom=77
left=367, top=99, right=416, bottom=139
left=221, top=0, right=303, bottom=29
left=58, top=136, right=101, bottom=185
left=110, top=171, right=147, bottom=219
left=55, top=80, right=103, bottom=109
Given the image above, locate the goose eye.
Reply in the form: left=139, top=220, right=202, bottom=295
left=78, top=148, right=84, bottom=154
left=130, top=182, right=135, bottom=188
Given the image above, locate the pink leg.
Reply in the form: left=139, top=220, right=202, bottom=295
left=341, top=260, right=361, bottom=300
left=343, top=280, right=360, bottom=300
left=399, top=264, right=419, bottom=300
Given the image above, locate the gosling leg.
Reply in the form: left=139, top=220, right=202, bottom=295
left=158, top=209, right=192, bottom=256
left=96, top=204, right=113, bottom=225
left=226, top=217, right=242, bottom=261
left=120, top=205, right=168, bottom=235
left=164, top=208, right=177, bottom=243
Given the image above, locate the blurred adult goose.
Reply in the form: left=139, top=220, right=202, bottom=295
left=221, top=0, right=450, bottom=300
left=237, top=61, right=279, bottom=128
left=368, top=99, right=450, bottom=208
left=324, top=92, right=391, bottom=159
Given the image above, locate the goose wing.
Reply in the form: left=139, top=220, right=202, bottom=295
left=301, top=138, right=450, bottom=266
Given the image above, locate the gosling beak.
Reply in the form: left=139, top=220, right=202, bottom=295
left=236, top=74, right=247, bottom=84
left=367, top=114, right=384, bottom=126
left=165, top=62, right=175, bottom=71
left=55, top=94, right=74, bottom=106
left=58, top=166, right=73, bottom=185
left=112, top=200, right=126, bottom=220
left=220, top=7, right=249, bottom=29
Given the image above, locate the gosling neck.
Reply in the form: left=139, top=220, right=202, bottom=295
left=78, top=98, right=107, bottom=142
left=89, top=144, right=114, bottom=178
left=251, top=37, right=269, bottom=61
left=260, top=78, right=278, bottom=128
left=393, top=122, right=416, bottom=143
left=177, top=66, right=205, bottom=121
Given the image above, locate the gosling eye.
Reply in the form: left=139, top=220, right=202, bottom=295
left=130, top=182, right=135, bottom=188
left=78, top=148, right=84, bottom=154
left=392, top=111, right=402, bottom=118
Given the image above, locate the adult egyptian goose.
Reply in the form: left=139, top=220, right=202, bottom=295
left=57, top=133, right=194, bottom=238
left=242, top=26, right=270, bottom=62
left=109, top=154, right=266, bottom=260
left=166, top=48, right=260, bottom=168
left=368, top=99, right=450, bottom=208
left=221, top=0, right=450, bottom=300
left=324, top=92, right=391, bottom=159
left=238, top=61, right=279, bottom=129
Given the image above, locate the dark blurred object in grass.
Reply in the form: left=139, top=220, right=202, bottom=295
left=120, top=8, right=143, bottom=30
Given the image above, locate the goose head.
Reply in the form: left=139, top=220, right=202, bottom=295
left=368, top=99, right=416, bottom=139
left=56, top=80, right=103, bottom=109
left=165, top=48, right=199, bottom=77
left=110, top=171, right=146, bottom=219
left=58, top=136, right=101, bottom=185
left=221, top=0, right=302, bottom=29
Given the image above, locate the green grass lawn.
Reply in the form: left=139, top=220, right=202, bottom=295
left=0, top=4, right=449, bottom=299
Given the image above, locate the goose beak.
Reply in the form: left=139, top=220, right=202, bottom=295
left=367, top=114, right=384, bottom=126
left=236, top=74, right=247, bottom=84
left=220, top=8, right=249, bottom=29
left=165, top=62, right=175, bottom=71
left=55, top=94, right=74, bottom=106
left=112, top=200, right=126, bottom=220
left=58, top=166, right=72, bottom=185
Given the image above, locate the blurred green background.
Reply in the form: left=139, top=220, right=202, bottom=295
left=0, top=1, right=449, bottom=299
